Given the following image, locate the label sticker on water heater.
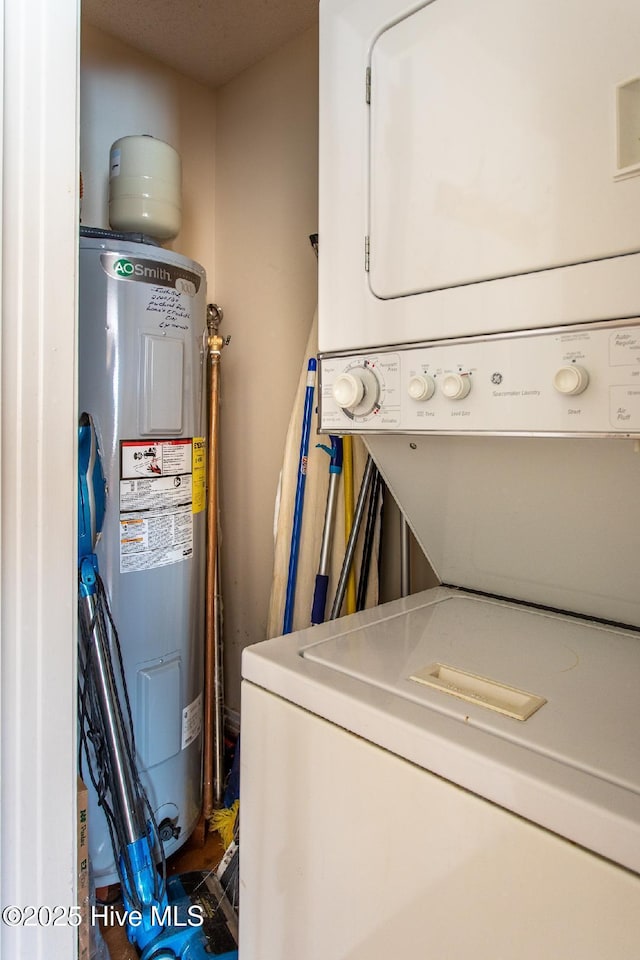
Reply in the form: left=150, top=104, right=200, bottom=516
left=119, top=438, right=195, bottom=573
left=121, top=438, right=192, bottom=480
left=181, top=692, right=203, bottom=750
left=192, top=437, right=206, bottom=514
left=120, top=505, right=193, bottom=573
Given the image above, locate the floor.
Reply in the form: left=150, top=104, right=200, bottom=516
left=97, top=823, right=226, bottom=960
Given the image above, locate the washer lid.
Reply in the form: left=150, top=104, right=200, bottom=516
left=303, top=593, right=640, bottom=796
left=369, top=0, right=640, bottom=298
left=243, top=587, right=640, bottom=873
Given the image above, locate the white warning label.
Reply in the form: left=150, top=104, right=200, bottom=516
left=121, top=438, right=192, bottom=479
left=119, top=438, right=194, bottom=573
left=120, top=474, right=193, bottom=513
left=120, top=504, right=193, bottom=573
left=181, top=692, right=203, bottom=750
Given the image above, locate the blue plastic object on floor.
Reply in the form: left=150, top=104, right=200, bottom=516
left=139, top=872, right=238, bottom=960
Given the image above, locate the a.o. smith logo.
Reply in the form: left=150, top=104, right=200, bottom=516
left=100, top=253, right=201, bottom=295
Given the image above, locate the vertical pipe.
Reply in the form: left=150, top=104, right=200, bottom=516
left=212, top=542, right=225, bottom=811
left=203, top=305, right=227, bottom=820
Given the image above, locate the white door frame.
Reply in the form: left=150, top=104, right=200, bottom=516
left=1, top=0, right=80, bottom=957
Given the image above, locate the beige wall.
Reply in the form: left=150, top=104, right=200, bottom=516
left=80, top=22, right=216, bottom=276
left=214, top=27, right=320, bottom=710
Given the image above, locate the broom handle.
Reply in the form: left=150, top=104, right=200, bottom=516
left=330, top=456, right=375, bottom=620
left=283, top=358, right=317, bottom=634
left=342, top=436, right=357, bottom=613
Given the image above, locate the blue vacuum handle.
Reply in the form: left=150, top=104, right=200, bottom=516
left=78, top=412, right=106, bottom=564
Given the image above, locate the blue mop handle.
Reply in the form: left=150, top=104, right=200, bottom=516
left=283, top=358, right=317, bottom=635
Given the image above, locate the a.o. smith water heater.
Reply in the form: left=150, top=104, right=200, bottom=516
left=78, top=235, right=207, bottom=884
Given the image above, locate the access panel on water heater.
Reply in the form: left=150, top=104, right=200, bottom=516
left=319, top=321, right=640, bottom=436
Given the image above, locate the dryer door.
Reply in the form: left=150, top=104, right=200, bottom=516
left=369, top=0, right=640, bottom=301
left=318, top=0, right=640, bottom=353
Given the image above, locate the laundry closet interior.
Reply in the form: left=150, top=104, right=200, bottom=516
left=3, top=0, right=640, bottom=958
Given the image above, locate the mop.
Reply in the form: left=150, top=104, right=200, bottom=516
left=209, top=742, right=241, bottom=914
left=311, top=435, right=343, bottom=624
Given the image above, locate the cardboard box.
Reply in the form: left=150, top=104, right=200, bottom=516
left=77, top=777, right=89, bottom=960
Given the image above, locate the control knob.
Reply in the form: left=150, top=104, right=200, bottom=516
left=553, top=365, right=589, bottom=396
left=441, top=372, right=471, bottom=400
left=332, top=367, right=380, bottom=416
left=408, top=375, right=435, bottom=401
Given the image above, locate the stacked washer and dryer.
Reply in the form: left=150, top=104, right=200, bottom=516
left=239, top=0, right=640, bottom=956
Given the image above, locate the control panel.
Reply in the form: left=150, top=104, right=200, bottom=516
left=318, top=321, right=640, bottom=436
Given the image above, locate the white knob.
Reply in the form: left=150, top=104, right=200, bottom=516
left=553, top=365, right=589, bottom=396
left=408, top=375, right=435, bottom=401
left=333, top=373, right=364, bottom=410
left=332, top=366, right=380, bottom=416
left=441, top=373, right=471, bottom=400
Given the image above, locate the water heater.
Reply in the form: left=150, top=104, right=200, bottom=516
left=78, top=235, right=207, bottom=884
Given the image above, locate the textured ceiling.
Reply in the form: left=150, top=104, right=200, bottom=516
left=82, top=0, right=319, bottom=89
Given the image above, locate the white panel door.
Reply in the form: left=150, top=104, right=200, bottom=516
left=1, top=1, right=79, bottom=958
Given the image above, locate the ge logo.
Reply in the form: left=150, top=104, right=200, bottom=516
left=174, top=476, right=182, bottom=487
left=491, top=372, right=503, bottom=385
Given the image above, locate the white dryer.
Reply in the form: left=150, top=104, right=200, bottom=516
left=318, top=0, right=640, bottom=353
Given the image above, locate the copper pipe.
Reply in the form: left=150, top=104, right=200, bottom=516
left=203, top=304, right=227, bottom=821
